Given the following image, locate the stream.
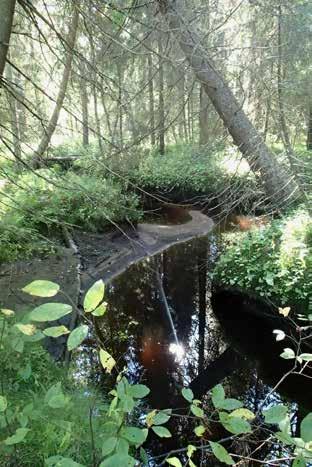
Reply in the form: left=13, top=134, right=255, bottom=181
left=74, top=219, right=299, bottom=464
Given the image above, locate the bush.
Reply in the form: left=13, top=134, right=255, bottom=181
left=0, top=223, right=54, bottom=263
left=213, top=209, right=311, bottom=315
left=3, top=170, right=142, bottom=233
left=132, top=143, right=227, bottom=194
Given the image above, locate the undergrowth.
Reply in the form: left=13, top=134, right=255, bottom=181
left=214, top=208, right=312, bottom=315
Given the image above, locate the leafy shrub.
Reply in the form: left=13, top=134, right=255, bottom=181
left=0, top=223, right=54, bottom=263
left=3, top=170, right=142, bottom=233
left=132, top=143, right=228, bottom=194
left=213, top=209, right=311, bottom=314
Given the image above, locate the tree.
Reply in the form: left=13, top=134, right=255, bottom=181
left=157, top=0, right=298, bottom=205
left=33, top=7, right=79, bottom=167
left=0, top=0, right=16, bottom=80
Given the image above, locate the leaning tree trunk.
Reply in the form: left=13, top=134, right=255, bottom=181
left=0, top=0, right=16, bottom=81
left=33, top=8, right=79, bottom=167
left=199, top=83, right=209, bottom=146
left=157, top=0, right=298, bottom=205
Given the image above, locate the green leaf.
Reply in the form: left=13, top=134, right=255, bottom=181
left=100, top=453, right=135, bottom=467
left=84, top=280, right=105, bottom=312
left=191, top=404, right=204, bottom=418
left=301, top=413, right=312, bottom=442
left=23, top=329, right=45, bottom=342
left=265, top=272, right=274, bottom=286
left=100, top=349, right=116, bottom=373
left=298, top=353, right=312, bottom=362
left=209, top=441, right=234, bottom=465
left=219, top=398, right=243, bottom=411
left=292, top=456, right=307, bottom=467
left=121, top=427, right=148, bottom=446
left=15, top=323, right=37, bottom=336
left=140, top=447, right=149, bottom=466
left=120, top=395, right=135, bottom=413
left=4, top=427, right=30, bottom=445
left=275, top=431, right=294, bottom=446
left=167, top=457, right=182, bottom=467
left=182, top=387, right=194, bottom=403
left=273, top=329, right=286, bottom=341
left=153, top=409, right=172, bottom=425
left=29, top=303, right=72, bottom=322
left=18, top=362, right=32, bottom=381
left=22, top=280, right=60, bottom=297
left=280, top=348, right=296, bottom=359
left=91, top=303, right=107, bottom=317
left=67, top=325, right=88, bottom=351
left=45, top=383, right=68, bottom=409
left=43, top=325, right=69, bottom=338
left=102, top=437, right=117, bottom=456
left=45, top=456, right=85, bottom=467
left=194, top=425, right=205, bottom=437
left=152, top=426, right=172, bottom=438
left=128, top=384, right=150, bottom=399
left=1, top=308, right=15, bottom=317
left=187, top=445, right=196, bottom=458
left=211, top=384, right=225, bottom=408
left=0, top=396, right=7, bottom=412
left=219, top=412, right=251, bottom=435
left=11, top=335, right=24, bottom=353
left=263, top=405, right=288, bottom=424
left=230, top=408, right=255, bottom=420
left=115, top=438, right=129, bottom=455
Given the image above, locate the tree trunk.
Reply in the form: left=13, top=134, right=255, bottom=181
left=307, top=104, right=312, bottom=151
left=80, top=73, right=89, bottom=146
left=277, top=4, right=292, bottom=156
left=101, top=83, right=113, bottom=142
left=158, top=34, right=165, bottom=155
left=0, top=0, right=16, bottom=81
left=117, top=62, right=123, bottom=147
left=263, top=97, right=270, bottom=142
left=147, top=52, right=156, bottom=146
left=88, top=33, right=103, bottom=152
left=33, top=7, right=79, bottom=166
left=6, top=62, right=22, bottom=164
left=15, top=73, right=26, bottom=141
left=199, top=82, right=209, bottom=146
left=157, top=0, right=297, bottom=205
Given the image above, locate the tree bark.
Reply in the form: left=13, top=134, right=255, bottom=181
left=158, top=33, right=165, bottom=155
left=80, top=72, right=89, bottom=146
left=6, top=62, right=21, bottom=163
left=117, top=62, right=123, bottom=147
left=147, top=52, right=156, bottom=146
left=277, top=4, right=292, bottom=156
left=199, top=82, right=209, bottom=146
left=33, top=7, right=79, bottom=166
left=157, top=0, right=298, bottom=205
left=0, top=0, right=16, bottom=81
left=88, top=33, right=103, bottom=152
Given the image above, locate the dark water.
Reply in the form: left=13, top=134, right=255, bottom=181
left=74, top=225, right=301, bottom=465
